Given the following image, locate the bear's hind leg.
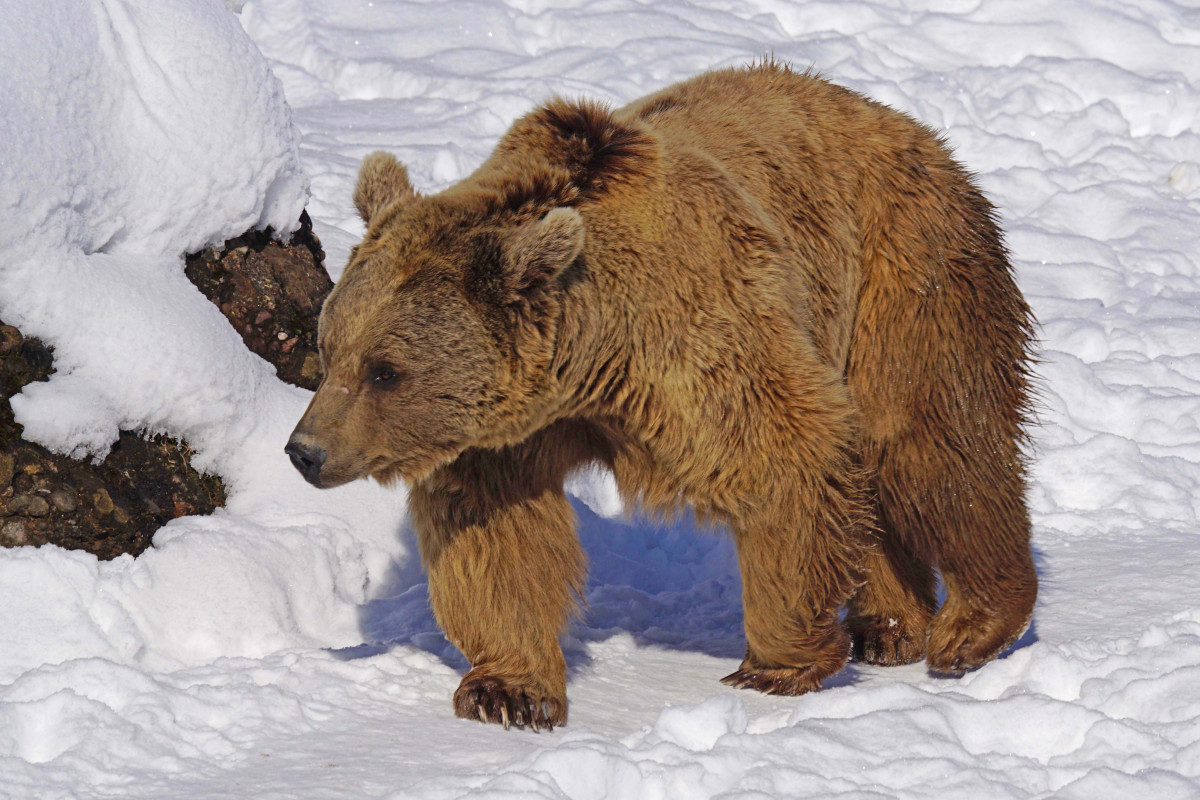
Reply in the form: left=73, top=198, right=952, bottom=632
left=845, top=530, right=936, bottom=666
left=923, top=466, right=1037, bottom=674
left=876, top=436, right=1037, bottom=675
left=850, top=156, right=1038, bottom=674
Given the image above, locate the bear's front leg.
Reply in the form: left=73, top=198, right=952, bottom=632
left=722, top=473, right=870, bottom=695
left=408, top=447, right=586, bottom=731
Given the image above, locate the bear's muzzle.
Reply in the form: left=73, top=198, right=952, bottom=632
left=285, top=435, right=328, bottom=486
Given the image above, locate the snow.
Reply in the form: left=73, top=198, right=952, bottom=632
left=1, top=0, right=1198, bottom=797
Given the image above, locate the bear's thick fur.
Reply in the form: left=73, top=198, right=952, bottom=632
left=287, top=63, right=1037, bottom=731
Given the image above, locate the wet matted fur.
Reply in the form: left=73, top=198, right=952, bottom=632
left=288, top=62, right=1037, bottom=731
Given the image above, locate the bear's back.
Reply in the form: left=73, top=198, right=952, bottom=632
left=615, top=65, right=894, bottom=367
left=615, top=63, right=991, bottom=371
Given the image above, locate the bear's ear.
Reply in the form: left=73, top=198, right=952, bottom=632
left=354, top=151, right=416, bottom=224
left=505, top=208, right=585, bottom=298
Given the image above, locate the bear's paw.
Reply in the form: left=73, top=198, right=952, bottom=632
left=453, top=672, right=566, bottom=732
left=846, top=614, right=927, bottom=666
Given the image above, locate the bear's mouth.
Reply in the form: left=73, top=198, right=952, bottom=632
left=304, top=465, right=361, bottom=490
left=369, top=454, right=430, bottom=487
left=367, top=439, right=470, bottom=487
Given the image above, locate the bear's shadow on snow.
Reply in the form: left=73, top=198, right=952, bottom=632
left=342, top=498, right=1044, bottom=689
left=340, top=497, right=751, bottom=677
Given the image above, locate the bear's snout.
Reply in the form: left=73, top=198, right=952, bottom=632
left=285, top=436, right=328, bottom=486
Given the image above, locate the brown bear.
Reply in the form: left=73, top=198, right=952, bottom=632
left=286, top=62, right=1037, bottom=732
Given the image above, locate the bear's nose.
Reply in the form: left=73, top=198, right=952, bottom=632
left=285, top=437, right=327, bottom=486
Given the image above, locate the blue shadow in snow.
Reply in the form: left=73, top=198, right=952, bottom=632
left=337, top=496, right=747, bottom=676
left=339, top=497, right=1045, bottom=687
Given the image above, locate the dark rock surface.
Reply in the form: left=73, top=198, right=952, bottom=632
left=1, top=214, right=332, bottom=559
left=0, top=324, right=226, bottom=559
left=185, top=210, right=331, bottom=391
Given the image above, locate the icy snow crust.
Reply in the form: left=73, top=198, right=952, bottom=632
left=1, top=0, right=1199, bottom=797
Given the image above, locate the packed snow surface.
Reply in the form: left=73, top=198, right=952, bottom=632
left=1, top=0, right=1199, bottom=797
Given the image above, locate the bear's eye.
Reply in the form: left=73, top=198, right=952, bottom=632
left=366, top=363, right=402, bottom=390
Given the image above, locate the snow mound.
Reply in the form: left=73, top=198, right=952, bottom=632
left=0, top=0, right=308, bottom=467
left=0, top=0, right=410, bottom=688
left=0, top=0, right=305, bottom=259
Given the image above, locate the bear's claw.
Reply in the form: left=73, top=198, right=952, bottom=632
left=846, top=615, right=927, bottom=666
left=455, top=674, right=564, bottom=732
left=720, top=664, right=827, bottom=696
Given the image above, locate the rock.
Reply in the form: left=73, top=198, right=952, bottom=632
left=0, top=319, right=227, bottom=560
left=0, top=452, right=13, bottom=488
left=93, top=488, right=114, bottom=515
left=184, top=210, right=332, bottom=390
left=300, top=352, right=321, bottom=386
left=49, top=488, right=77, bottom=512
left=0, top=212, right=328, bottom=559
left=8, top=494, right=50, bottom=517
left=2, top=519, right=27, bottom=546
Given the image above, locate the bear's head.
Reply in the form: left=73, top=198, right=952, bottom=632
left=285, top=151, right=586, bottom=488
